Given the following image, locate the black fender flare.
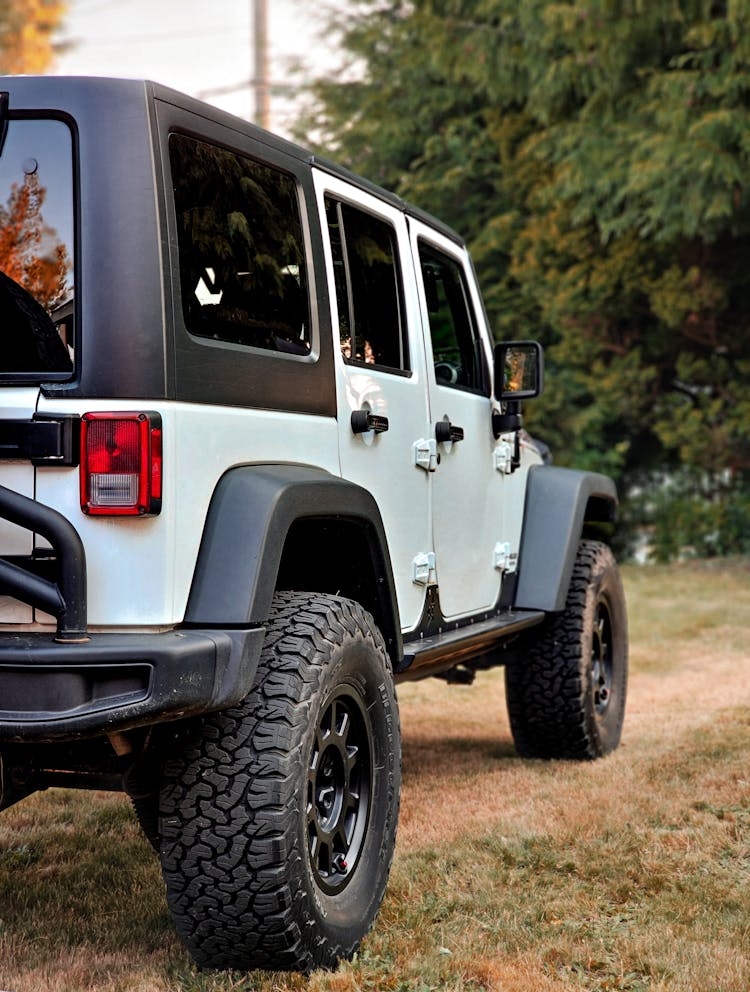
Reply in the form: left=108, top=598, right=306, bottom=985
left=184, top=464, right=402, bottom=662
left=514, top=465, right=618, bottom=613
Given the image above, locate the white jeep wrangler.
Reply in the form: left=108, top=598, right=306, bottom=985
left=0, top=77, right=627, bottom=972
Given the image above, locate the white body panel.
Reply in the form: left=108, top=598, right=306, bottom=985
left=408, top=219, right=506, bottom=619
left=31, top=373, right=538, bottom=633
left=35, top=395, right=339, bottom=626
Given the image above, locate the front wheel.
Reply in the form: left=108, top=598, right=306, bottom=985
left=158, top=592, right=401, bottom=972
left=505, top=540, right=628, bottom=760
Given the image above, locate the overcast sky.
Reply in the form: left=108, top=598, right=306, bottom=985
left=54, top=0, right=327, bottom=136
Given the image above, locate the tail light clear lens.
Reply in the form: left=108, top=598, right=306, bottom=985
left=80, top=412, right=162, bottom=516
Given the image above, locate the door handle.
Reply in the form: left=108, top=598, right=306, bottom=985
left=435, top=420, right=464, bottom=443
left=351, top=410, right=389, bottom=435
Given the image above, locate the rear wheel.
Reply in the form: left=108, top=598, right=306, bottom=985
left=505, top=540, right=628, bottom=759
left=158, top=591, right=401, bottom=972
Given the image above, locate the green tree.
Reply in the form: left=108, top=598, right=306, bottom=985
left=299, top=0, right=750, bottom=559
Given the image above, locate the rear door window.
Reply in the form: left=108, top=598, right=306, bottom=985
left=418, top=240, right=486, bottom=394
left=325, top=196, right=409, bottom=373
left=0, top=118, right=74, bottom=376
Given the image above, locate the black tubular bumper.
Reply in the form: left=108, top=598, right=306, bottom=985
left=0, top=485, right=265, bottom=741
left=0, top=484, right=86, bottom=639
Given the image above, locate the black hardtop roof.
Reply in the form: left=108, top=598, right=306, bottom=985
left=151, top=79, right=465, bottom=246
left=0, top=75, right=465, bottom=248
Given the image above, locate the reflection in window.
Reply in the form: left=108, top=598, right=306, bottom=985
left=419, top=241, right=485, bottom=393
left=0, top=119, right=74, bottom=374
left=170, top=133, right=311, bottom=356
left=325, top=197, right=409, bottom=372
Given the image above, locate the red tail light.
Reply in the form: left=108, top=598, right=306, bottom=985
left=80, top=412, right=162, bottom=516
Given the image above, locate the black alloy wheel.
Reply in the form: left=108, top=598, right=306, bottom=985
left=307, top=686, right=373, bottom=893
left=591, top=595, right=614, bottom=717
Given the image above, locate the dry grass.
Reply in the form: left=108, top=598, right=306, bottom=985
left=1, top=560, right=749, bottom=991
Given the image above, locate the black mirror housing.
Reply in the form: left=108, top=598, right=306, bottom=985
left=494, top=340, right=544, bottom=402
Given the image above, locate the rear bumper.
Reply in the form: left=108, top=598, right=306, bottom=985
left=0, top=626, right=265, bottom=741
left=0, top=485, right=267, bottom=741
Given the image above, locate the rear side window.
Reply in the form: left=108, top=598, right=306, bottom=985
left=170, top=133, right=311, bottom=356
left=0, top=118, right=74, bottom=375
left=325, top=197, right=409, bottom=373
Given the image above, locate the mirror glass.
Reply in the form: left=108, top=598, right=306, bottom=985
left=494, top=341, right=543, bottom=401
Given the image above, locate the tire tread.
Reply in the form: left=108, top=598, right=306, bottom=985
left=159, top=591, right=399, bottom=972
left=505, top=540, right=627, bottom=760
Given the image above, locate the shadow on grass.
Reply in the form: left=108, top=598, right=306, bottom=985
left=401, top=734, right=520, bottom=784
left=0, top=791, right=178, bottom=961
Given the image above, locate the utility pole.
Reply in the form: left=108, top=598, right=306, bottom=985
left=253, top=0, right=270, bottom=129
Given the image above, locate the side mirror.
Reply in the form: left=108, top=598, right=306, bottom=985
left=494, top=340, right=544, bottom=402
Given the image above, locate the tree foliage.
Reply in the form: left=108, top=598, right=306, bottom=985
left=0, top=174, right=68, bottom=311
left=0, top=0, right=65, bottom=74
left=299, top=0, right=750, bottom=558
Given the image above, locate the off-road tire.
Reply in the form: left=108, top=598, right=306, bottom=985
left=128, top=787, right=160, bottom=852
left=505, top=540, right=628, bottom=760
left=158, top=591, right=401, bottom=972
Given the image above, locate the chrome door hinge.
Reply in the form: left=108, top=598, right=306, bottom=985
left=414, top=438, right=438, bottom=472
left=493, top=541, right=517, bottom=573
left=412, top=551, right=437, bottom=585
left=494, top=440, right=513, bottom=475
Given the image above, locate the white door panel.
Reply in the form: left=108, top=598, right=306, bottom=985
left=408, top=220, right=504, bottom=620
left=431, top=395, right=503, bottom=617
left=314, top=171, right=432, bottom=632
left=338, top=365, right=432, bottom=630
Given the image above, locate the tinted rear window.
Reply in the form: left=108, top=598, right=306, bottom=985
left=0, top=118, right=74, bottom=375
left=170, top=133, right=311, bottom=357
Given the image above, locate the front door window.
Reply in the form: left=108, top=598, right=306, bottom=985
left=418, top=240, right=486, bottom=394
